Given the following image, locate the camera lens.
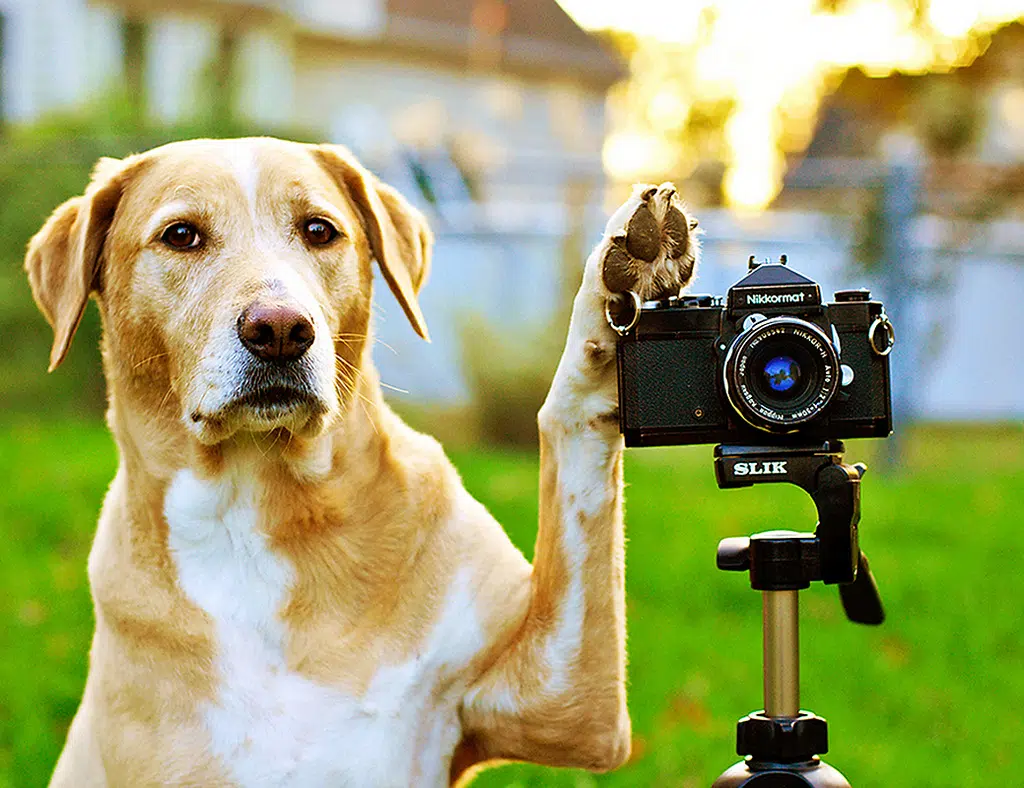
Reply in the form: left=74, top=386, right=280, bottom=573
left=762, top=355, right=800, bottom=396
left=723, top=317, right=840, bottom=433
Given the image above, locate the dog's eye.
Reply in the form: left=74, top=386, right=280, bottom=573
left=161, top=222, right=202, bottom=250
left=303, top=219, right=338, bottom=246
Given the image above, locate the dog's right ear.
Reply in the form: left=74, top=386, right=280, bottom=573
left=25, top=156, right=137, bottom=371
left=312, top=144, right=433, bottom=341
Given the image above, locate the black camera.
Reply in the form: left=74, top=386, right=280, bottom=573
left=614, top=255, right=895, bottom=447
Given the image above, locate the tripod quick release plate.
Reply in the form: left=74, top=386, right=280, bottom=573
left=713, top=442, right=884, bottom=625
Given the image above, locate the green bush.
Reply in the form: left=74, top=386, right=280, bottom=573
left=459, top=314, right=565, bottom=446
left=457, top=183, right=591, bottom=446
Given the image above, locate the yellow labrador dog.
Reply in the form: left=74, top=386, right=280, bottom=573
left=25, top=138, right=698, bottom=786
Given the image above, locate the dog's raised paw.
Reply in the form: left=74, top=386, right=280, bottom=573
left=600, top=183, right=699, bottom=301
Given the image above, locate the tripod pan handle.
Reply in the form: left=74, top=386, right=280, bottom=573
left=717, top=537, right=751, bottom=572
left=839, top=550, right=885, bottom=625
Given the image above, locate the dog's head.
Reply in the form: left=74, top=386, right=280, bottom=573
left=25, top=138, right=431, bottom=444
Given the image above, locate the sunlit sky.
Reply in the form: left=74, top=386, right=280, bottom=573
left=557, top=0, right=1024, bottom=211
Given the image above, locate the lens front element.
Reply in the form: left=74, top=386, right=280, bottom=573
left=723, top=317, right=840, bottom=433
left=763, top=355, right=801, bottom=395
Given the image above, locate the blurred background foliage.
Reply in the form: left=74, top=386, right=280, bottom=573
left=459, top=316, right=562, bottom=446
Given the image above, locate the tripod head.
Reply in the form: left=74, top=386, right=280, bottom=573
left=711, top=441, right=884, bottom=787
left=715, top=441, right=883, bottom=625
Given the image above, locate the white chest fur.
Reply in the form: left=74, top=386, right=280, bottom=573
left=164, top=469, right=482, bottom=787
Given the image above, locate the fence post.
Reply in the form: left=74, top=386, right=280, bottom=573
left=880, top=137, right=923, bottom=471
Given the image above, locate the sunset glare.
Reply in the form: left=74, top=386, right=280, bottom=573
left=557, top=0, right=1024, bottom=211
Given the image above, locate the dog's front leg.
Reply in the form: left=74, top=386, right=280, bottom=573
left=461, top=185, right=699, bottom=774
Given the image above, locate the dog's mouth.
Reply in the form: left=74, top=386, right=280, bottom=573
left=226, top=384, right=327, bottom=419
left=191, top=383, right=329, bottom=428
left=235, top=386, right=313, bottom=412
left=186, top=353, right=338, bottom=443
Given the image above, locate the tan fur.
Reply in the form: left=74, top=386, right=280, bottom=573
left=25, top=138, right=637, bottom=786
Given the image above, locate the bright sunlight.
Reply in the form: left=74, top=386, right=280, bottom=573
left=558, top=0, right=1024, bottom=211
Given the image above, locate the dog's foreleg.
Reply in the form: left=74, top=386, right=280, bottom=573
left=460, top=185, right=699, bottom=773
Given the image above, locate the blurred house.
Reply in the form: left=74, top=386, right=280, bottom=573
left=812, top=24, right=1024, bottom=165
left=0, top=0, right=623, bottom=218
left=785, top=22, right=1024, bottom=216
left=765, top=23, right=1024, bottom=423
left=0, top=0, right=626, bottom=400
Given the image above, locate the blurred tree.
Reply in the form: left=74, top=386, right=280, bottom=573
left=917, top=80, right=981, bottom=157
left=122, top=17, right=147, bottom=124
left=571, top=2, right=1024, bottom=211
left=458, top=177, right=594, bottom=446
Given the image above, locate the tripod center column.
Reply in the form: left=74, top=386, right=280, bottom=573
left=763, top=589, right=800, bottom=717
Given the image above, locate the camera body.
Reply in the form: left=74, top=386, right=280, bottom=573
left=616, top=257, right=894, bottom=447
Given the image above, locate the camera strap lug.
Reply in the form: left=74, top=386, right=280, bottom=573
left=868, top=311, right=895, bottom=356
left=605, top=290, right=642, bottom=336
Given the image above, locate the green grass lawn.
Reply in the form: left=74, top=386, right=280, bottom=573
left=1, top=419, right=1021, bottom=787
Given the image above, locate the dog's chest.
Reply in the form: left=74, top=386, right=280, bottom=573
left=163, top=469, right=482, bottom=787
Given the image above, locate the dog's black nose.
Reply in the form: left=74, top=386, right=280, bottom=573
left=237, top=301, right=315, bottom=362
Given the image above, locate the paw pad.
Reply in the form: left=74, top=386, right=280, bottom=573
left=601, top=183, right=699, bottom=301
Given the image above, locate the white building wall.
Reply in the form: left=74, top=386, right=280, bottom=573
left=236, top=24, right=296, bottom=127
left=145, top=13, right=220, bottom=123
left=290, top=0, right=384, bottom=38
left=82, top=4, right=126, bottom=99
left=29, top=0, right=87, bottom=111
left=0, top=0, right=124, bottom=122
left=291, top=50, right=607, bottom=194
left=913, top=257, right=1021, bottom=419
left=0, top=0, right=40, bottom=121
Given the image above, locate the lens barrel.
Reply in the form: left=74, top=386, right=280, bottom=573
left=723, top=317, right=840, bottom=433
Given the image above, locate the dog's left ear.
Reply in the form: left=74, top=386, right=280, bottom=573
left=25, top=156, right=140, bottom=371
left=312, top=144, right=433, bottom=341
